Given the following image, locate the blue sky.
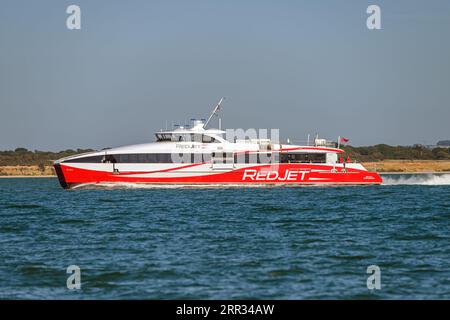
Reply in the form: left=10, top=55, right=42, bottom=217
left=0, top=0, right=449, bottom=150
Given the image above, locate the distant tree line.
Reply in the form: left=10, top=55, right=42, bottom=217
left=343, top=144, right=450, bottom=161
left=0, top=145, right=449, bottom=166
left=0, top=148, right=94, bottom=166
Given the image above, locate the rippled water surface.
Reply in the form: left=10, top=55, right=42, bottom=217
left=0, top=175, right=449, bottom=299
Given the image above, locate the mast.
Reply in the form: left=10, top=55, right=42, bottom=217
left=203, top=97, right=224, bottom=129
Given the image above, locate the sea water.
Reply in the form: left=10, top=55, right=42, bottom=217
left=0, top=174, right=449, bottom=299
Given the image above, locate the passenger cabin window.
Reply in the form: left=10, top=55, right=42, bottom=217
left=64, top=152, right=329, bottom=164
left=64, top=153, right=214, bottom=164
left=102, top=155, right=117, bottom=163
left=280, top=153, right=326, bottom=163
left=233, top=153, right=278, bottom=164
left=63, top=152, right=283, bottom=164
left=64, top=155, right=103, bottom=163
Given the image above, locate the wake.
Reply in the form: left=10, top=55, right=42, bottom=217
left=70, top=174, right=450, bottom=189
left=381, top=173, right=450, bottom=185
left=71, top=182, right=276, bottom=190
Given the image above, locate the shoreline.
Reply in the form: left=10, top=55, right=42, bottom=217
left=0, top=175, right=56, bottom=178
left=379, top=171, right=450, bottom=175
left=1, top=161, right=450, bottom=178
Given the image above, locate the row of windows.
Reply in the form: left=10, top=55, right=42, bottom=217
left=64, top=153, right=326, bottom=164
left=280, top=153, right=326, bottom=163
left=155, top=133, right=218, bottom=143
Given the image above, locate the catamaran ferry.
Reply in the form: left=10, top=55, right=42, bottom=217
left=54, top=99, right=382, bottom=189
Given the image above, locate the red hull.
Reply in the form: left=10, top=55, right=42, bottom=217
left=54, top=163, right=382, bottom=189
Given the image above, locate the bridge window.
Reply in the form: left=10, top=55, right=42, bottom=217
left=155, top=133, right=218, bottom=143
left=202, top=135, right=218, bottom=143
left=155, top=133, right=172, bottom=142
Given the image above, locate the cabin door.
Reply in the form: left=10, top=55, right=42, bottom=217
left=102, top=152, right=118, bottom=174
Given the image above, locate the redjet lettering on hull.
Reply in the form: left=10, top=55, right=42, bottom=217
left=242, top=169, right=309, bottom=181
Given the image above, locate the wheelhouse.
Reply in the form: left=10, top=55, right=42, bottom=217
left=155, top=133, right=220, bottom=143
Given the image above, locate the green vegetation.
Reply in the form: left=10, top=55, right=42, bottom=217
left=0, top=145, right=449, bottom=166
left=343, top=144, right=450, bottom=162
left=0, top=148, right=94, bottom=166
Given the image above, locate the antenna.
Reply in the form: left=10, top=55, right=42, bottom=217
left=203, top=97, right=224, bottom=129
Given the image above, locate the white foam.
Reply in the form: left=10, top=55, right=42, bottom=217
left=69, top=175, right=450, bottom=189
left=71, top=182, right=277, bottom=190
left=73, top=182, right=176, bottom=190
left=381, top=174, right=450, bottom=185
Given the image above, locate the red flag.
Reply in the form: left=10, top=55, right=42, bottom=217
left=340, top=137, right=349, bottom=143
